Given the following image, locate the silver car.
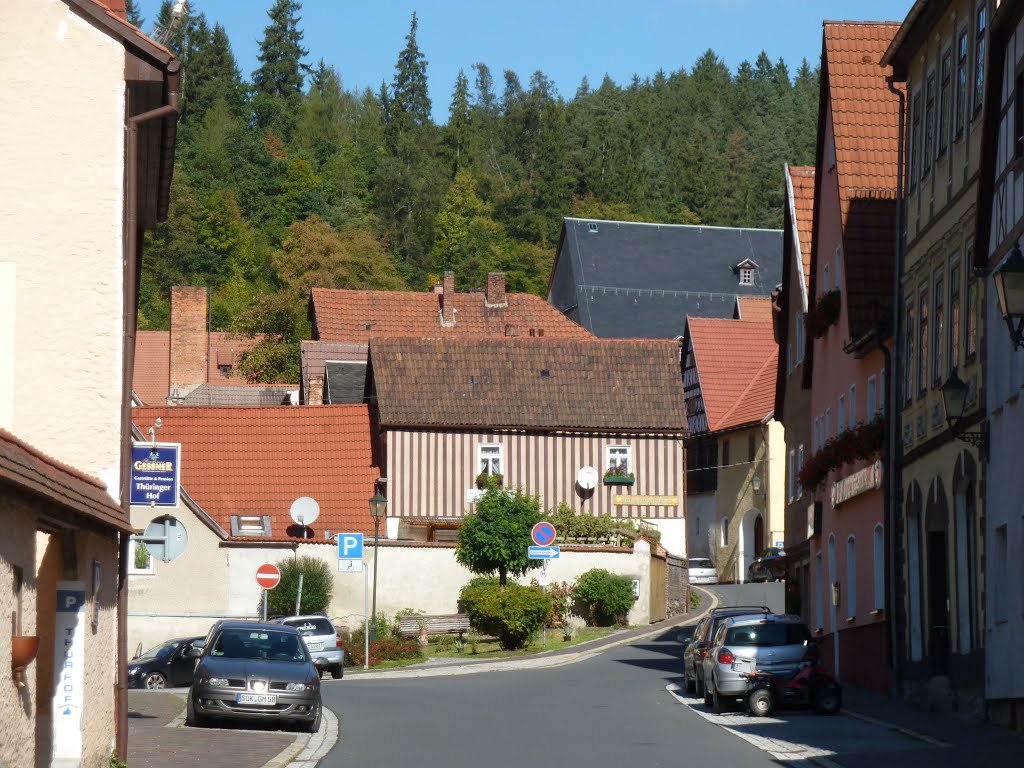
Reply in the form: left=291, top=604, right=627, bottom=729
left=272, top=615, right=344, bottom=679
left=701, top=614, right=812, bottom=714
left=688, top=557, right=718, bottom=584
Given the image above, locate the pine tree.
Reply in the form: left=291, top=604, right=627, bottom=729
left=124, top=0, right=143, bottom=28
left=388, top=12, right=432, bottom=140
left=442, top=69, right=472, bottom=177
left=252, top=0, right=309, bottom=133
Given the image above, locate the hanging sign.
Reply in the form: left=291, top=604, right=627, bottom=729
left=130, top=442, right=181, bottom=507
left=830, top=460, right=883, bottom=507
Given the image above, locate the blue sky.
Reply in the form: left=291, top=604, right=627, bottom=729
left=140, top=0, right=915, bottom=122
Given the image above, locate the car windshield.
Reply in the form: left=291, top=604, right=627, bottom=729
left=726, top=622, right=810, bottom=647
left=211, top=629, right=306, bottom=662
left=137, top=641, right=178, bottom=660
left=690, top=559, right=712, bottom=568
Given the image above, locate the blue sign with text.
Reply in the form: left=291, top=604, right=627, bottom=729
left=338, top=533, right=364, bottom=559
left=528, top=546, right=560, bottom=559
left=130, top=443, right=180, bottom=507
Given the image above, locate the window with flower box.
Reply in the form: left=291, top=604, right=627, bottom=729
left=477, top=443, right=504, bottom=488
left=604, top=445, right=634, bottom=484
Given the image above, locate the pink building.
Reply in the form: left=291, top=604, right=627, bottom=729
left=803, top=21, right=902, bottom=694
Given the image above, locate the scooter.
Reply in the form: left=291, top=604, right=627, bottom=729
left=742, top=655, right=842, bottom=717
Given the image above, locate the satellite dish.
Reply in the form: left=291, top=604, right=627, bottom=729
left=577, top=466, right=598, bottom=491
left=290, top=496, right=320, bottom=527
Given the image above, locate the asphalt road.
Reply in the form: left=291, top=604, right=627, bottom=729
left=321, top=628, right=779, bottom=768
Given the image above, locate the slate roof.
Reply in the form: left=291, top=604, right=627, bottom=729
left=0, top=429, right=130, bottom=532
left=131, top=406, right=380, bottom=542
left=324, top=362, right=368, bottom=404
left=368, top=337, right=687, bottom=433
left=685, top=318, right=778, bottom=433
left=310, top=288, right=591, bottom=343
left=819, top=21, right=902, bottom=342
left=549, top=218, right=783, bottom=339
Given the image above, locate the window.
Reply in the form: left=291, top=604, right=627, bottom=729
left=873, top=524, right=884, bottom=611
left=720, top=517, right=730, bottom=547
left=956, top=28, right=968, bottom=137
left=788, top=449, right=796, bottom=502
left=815, top=553, right=824, bottom=631
left=795, top=314, right=805, bottom=364
left=748, top=433, right=756, bottom=462
left=950, top=259, right=961, bottom=369
left=605, top=445, right=631, bottom=474
left=904, top=299, right=916, bottom=404
left=939, top=49, right=952, bottom=154
left=740, top=267, right=754, bottom=285
left=813, top=417, right=820, bottom=453
left=923, top=72, right=936, bottom=176
left=825, top=409, right=832, bottom=441
left=478, top=443, right=503, bottom=476
left=1016, top=66, right=1024, bottom=159
left=966, top=277, right=978, bottom=358
left=835, top=247, right=842, bottom=290
left=824, top=263, right=831, bottom=293
left=838, top=395, right=846, bottom=435
left=722, top=439, right=730, bottom=467
left=909, top=90, right=922, bottom=187
left=993, top=524, right=1007, bottom=623
left=880, top=368, right=886, bottom=415
left=128, top=536, right=155, bottom=574
left=847, top=536, right=857, bottom=620
left=588, top=222, right=598, bottom=233
left=973, top=4, right=987, bottom=115
left=867, top=376, right=877, bottom=419
left=796, top=444, right=804, bottom=498
left=933, top=270, right=945, bottom=385
left=849, top=385, right=857, bottom=429
left=918, top=282, right=929, bottom=395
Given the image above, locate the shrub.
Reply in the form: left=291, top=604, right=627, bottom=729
left=461, top=583, right=552, bottom=650
left=267, top=556, right=333, bottom=616
left=574, top=568, right=637, bottom=626
left=344, top=629, right=422, bottom=667
left=459, top=575, right=502, bottom=610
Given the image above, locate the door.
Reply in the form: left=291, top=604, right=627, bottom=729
left=927, top=531, right=950, bottom=675
left=169, top=642, right=198, bottom=686
left=753, top=516, right=764, bottom=559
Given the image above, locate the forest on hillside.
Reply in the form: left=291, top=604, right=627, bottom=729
left=133, top=0, right=819, bottom=382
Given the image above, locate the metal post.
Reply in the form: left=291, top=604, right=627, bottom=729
left=363, top=563, right=369, bottom=670
left=371, top=516, right=380, bottom=636
left=262, top=589, right=267, bottom=622
left=295, top=573, right=304, bottom=616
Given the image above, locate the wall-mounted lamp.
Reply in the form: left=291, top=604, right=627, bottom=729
left=993, top=242, right=1024, bottom=350
left=751, top=475, right=763, bottom=495
left=831, top=581, right=841, bottom=607
left=940, top=368, right=988, bottom=461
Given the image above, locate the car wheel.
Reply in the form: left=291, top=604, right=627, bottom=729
left=301, top=700, right=322, bottom=733
left=702, top=675, right=713, bottom=707
left=331, top=665, right=343, bottom=680
left=712, top=677, right=727, bottom=714
left=812, top=680, right=842, bottom=715
left=143, top=672, right=167, bottom=690
left=747, top=687, right=775, bottom=717
left=684, top=665, right=695, bottom=694
left=185, top=694, right=205, bottom=728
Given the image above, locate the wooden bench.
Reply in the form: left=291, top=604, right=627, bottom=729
left=398, top=614, right=470, bottom=637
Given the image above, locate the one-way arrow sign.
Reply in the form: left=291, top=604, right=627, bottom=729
left=528, top=545, right=560, bottom=559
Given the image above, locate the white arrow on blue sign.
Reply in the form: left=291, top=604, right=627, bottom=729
left=338, top=533, right=364, bottom=559
left=528, top=545, right=560, bottom=559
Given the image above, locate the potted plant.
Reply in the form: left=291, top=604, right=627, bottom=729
left=11, top=635, right=40, bottom=689
left=809, top=289, right=842, bottom=338
left=603, top=464, right=635, bottom=485
left=475, top=471, right=503, bottom=490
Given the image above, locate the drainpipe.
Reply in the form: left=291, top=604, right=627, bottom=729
left=117, top=60, right=180, bottom=762
left=885, top=75, right=906, bottom=698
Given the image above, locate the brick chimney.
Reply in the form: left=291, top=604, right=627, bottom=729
left=440, top=271, right=456, bottom=326
left=307, top=375, right=324, bottom=406
left=485, top=272, right=507, bottom=307
left=170, top=286, right=209, bottom=398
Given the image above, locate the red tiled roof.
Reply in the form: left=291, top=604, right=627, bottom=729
left=735, top=297, right=774, bottom=324
left=73, top=0, right=173, bottom=58
left=0, top=429, right=130, bottom=532
left=130, top=406, right=380, bottom=542
left=786, top=165, right=816, bottom=290
left=687, top=318, right=778, bottom=432
left=310, top=288, right=592, bottom=343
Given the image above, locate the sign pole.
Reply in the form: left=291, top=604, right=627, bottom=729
left=363, top=563, right=369, bottom=670
left=295, top=573, right=304, bottom=615
left=262, top=589, right=267, bottom=622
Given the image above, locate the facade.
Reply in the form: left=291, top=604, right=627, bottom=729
left=548, top=217, right=783, bottom=339
left=975, top=0, right=1024, bottom=730
left=0, top=0, right=178, bottom=763
left=802, top=21, right=900, bottom=695
left=367, top=336, right=689, bottom=555
left=882, top=0, right=988, bottom=715
left=775, top=164, right=816, bottom=614
left=682, top=314, right=783, bottom=583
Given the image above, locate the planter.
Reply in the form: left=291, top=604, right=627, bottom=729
left=475, top=473, right=503, bottom=490
left=12, top=635, right=40, bottom=689
left=603, top=475, right=635, bottom=485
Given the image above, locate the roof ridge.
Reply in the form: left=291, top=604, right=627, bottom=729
left=714, top=349, right=777, bottom=430
left=564, top=217, right=782, bottom=234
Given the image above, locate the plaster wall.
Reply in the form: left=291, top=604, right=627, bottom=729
left=685, top=493, right=716, bottom=559
left=0, top=0, right=126, bottom=494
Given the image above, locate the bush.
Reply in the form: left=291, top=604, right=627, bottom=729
left=461, top=584, right=552, bottom=650
left=267, top=556, right=333, bottom=616
left=458, top=576, right=502, bottom=610
left=344, top=629, right=422, bottom=667
left=574, top=568, right=636, bottom=626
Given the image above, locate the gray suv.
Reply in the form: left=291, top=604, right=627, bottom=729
left=272, top=615, right=344, bottom=679
left=701, top=614, right=812, bottom=713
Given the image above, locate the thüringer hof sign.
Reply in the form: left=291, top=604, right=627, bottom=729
left=830, top=459, right=882, bottom=507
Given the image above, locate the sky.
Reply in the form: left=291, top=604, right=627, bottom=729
left=139, top=0, right=917, bottom=122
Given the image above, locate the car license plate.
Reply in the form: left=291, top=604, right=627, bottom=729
left=305, top=642, right=323, bottom=651
left=236, top=693, right=277, bottom=705
left=733, top=658, right=754, bottom=674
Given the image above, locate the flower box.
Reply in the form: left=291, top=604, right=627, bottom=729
left=603, top=474, right=635, bottom=485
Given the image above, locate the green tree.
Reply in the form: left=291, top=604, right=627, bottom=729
left=124, top=0, right=143, bottom=27
left=229, top=291, right=307, bottom=383
left=455, top=486, right=544, bottom=587
left=267, top=556, right=333, bottom=615
left=441, top=69, right=472, bottom=177
left=387, top=12, right=432, bottom=140
left=574, top=568, right=637, bottom=626
left=251, top=0, right=309, bottom=133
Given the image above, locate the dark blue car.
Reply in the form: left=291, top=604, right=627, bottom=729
left=128, top=636, right=205, bottom=689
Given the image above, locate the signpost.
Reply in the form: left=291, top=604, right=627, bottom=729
left=531, top=521, right=557, bottom=546
left=256, top=563, right=281, bottom=621
left=337, top=533, right=370, bottom=670
left=528, top=545, right=560, bottom=559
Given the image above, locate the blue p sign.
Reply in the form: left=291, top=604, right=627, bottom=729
left=338, top=533, right=364, bottom=559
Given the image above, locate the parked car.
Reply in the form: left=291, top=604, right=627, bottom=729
left=128, top=636, right=205, bottom=689
left=270, top=615, right=344, bottom=679
left=682, top=605, right=771, bottom=697
left=701, top=613, right=812, bottom=714
left=748, top=547, right=786, bottom=582
left=688, top=558, right=718, bottom=584
left=185, top=620, right=322, bottom=732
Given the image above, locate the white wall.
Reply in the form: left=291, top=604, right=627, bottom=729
left=686, top=493, right=716, bottom=559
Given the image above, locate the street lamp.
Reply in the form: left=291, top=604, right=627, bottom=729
left=993, top=242, right=1024, bottom=350
left=940, top=368, right=987, bottom=461
left=369, top=489, right=387, bottom=638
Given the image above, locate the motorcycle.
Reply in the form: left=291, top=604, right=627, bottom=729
left=741, top=654, right=842, bottom=717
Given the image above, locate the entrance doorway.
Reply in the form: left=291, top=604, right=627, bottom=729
left=753, top=515, right=764, bottom=557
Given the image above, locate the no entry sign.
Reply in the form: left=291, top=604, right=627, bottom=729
left=255, top=563, right=281, bottom=590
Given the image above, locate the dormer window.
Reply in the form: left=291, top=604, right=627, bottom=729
left=587, top=222, right=599, bottom=233
left=736, top=259, right=758, bottom=286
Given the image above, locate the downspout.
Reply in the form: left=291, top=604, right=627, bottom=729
left=117, top=60, right=180, bottom=762
left=884, top=75, right=905, bottom=697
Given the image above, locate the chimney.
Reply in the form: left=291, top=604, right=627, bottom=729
left=440, top=271, right=456, bottom=326
left=307, top=375, right=324, bottom=406
left=170, top=286, right=209, bottom=397
left=485, top=272, right=507, bottom=307
left=431, top=281, right=444, bottom=294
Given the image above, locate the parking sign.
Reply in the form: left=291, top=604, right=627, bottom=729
left=338, top=533, right=364, bottom=560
